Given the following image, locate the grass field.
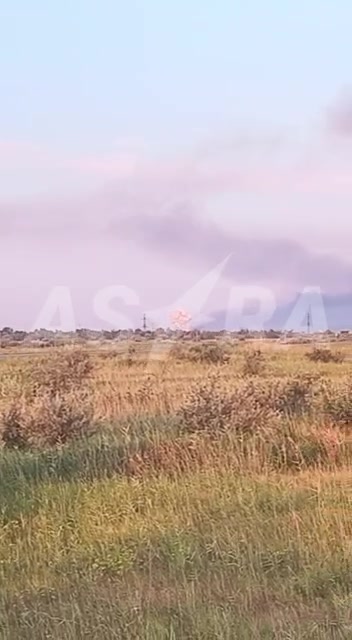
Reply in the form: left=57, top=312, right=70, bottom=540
left=1, top=339, right=352, bottom=638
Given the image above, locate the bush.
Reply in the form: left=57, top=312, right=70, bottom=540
left=178, top=372, right=323, bottom=439
left=1, top=391, right=95, bottom=449
left=272, top=374, right=319, bottom=417
left=0, top=349, right=96, bottom=449
left=0, top=405, right=29, bottom=450
left=306, top=347, right=344, bottom=364
left=242, top=349, right=266, bottom=375
left=178, top=375, right=279, bottom=437
left=321, top=378, right=352, bottom=425
left=29, top=347, right=94, bottom=396
left=189, top=343, right=231, bottom=365
left=173, top=343, right=231, bottom=365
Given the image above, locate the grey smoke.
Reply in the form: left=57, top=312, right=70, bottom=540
left=326, top=89, right=352, bottom=138
left=111, top=205, right=352, bottom=296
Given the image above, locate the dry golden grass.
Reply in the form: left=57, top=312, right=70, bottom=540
left=0, top=340, right=352, bottom=636
left=1, top=340, right=352, bottom=443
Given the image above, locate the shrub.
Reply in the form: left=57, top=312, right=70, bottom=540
left=242, top=349, right=266, bottom=375
left=1, top=391, right=95, bottom=449
left=178, top=375, right=279, bottom=437
left=0, top=349, right=96, bottom=449
left=273, top=374, right=319, bottom=417
left=178, top=372, right=323, bottom=439
left=173, top=343, right=231, bottom=365
left=29, top=348, right=94, bottom=396
left=188, top=343, right=231, bottom=365
left=306, top=347, right=344, bottom=364
left=321, top=378, right=352, bottom=425
left=1, top=405, right=29, bottom=450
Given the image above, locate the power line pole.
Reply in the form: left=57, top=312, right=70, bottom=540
left=142, top=314, right=147, bottom=331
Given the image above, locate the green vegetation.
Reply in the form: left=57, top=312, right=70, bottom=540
left=0, top=341, right=351, bottom=637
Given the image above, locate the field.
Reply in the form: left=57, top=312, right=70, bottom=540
left=1, top=338, right=352, bottom=638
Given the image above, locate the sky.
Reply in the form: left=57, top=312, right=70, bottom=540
left=1, top=0, right=352, bottom=329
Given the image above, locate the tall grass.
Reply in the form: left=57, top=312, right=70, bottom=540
left=0, top=342, right=351, bottom=637
left=2, top=464, right=352, bottom=637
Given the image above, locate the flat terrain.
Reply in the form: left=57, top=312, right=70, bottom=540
left=1, top=339, right=352, bottom=638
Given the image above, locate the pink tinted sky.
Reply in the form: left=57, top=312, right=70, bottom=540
left=2, top=1, right=352, bottom=328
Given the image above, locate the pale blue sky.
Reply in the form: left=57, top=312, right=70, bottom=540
left=1, top=1, right=351, bottom=149
left=0, top=1, right=352, bottom=328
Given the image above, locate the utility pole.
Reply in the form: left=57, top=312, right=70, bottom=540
left=142, top=314, right=147, bottom=331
